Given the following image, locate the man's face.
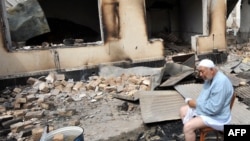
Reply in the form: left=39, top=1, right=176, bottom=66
left=197, top=66, right=214, bottom=80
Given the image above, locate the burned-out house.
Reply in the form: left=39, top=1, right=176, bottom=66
left=0, top=0, right=248, bottom=82
left=1, top=0, right=250, bottom=141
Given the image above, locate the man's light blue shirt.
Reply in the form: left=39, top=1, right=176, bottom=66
left=196, top=71, right=234, bottom=122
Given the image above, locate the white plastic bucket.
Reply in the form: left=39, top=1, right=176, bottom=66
left=44, top=126, right=84, bottom=141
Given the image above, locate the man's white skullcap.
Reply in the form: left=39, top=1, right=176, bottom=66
left=198, top=59, right=215, bottom=68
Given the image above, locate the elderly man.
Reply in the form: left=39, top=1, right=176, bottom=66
left=179, top=59, right=234, bottom=141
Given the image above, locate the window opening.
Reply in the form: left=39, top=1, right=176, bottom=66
left=145, top=0, right=202, bottom=55
left=1, top=0, right=103, bottom=51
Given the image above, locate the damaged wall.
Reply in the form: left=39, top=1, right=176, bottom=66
left=0, top=0, right=164, bottom=79
left=193, top=0, right=227, bottom=54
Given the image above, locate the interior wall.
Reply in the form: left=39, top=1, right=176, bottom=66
left=145, top=0, right=179, bottom=39
left=0, top=0, right=164, bottom=79
left=238, top=0, right=250, bottom=43
left=38, top=0, right=101, bottom=34
left=148, top=9, right=170, bottom=35
left=146, top=0, right=202, bottom=44
left=179, top=0, right=203, bottom=43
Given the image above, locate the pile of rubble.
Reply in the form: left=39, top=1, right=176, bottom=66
left=0, top=71, right=152, bottom=141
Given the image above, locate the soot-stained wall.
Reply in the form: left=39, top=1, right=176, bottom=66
left=0, top=0, right=164, bottom=79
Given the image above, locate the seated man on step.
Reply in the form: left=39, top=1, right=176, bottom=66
left=179, top=59, right=234, bottom=141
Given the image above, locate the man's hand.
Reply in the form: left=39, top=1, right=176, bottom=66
left=185, top=97, right=192, bottom=104
left=185, top=97, right=196, bottom=108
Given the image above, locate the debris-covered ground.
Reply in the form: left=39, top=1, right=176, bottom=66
left=1, top=38, right=250, bottom=141
left=0, top=72, right=148, bottom=141
left=0, top=66, right=185, bottom=141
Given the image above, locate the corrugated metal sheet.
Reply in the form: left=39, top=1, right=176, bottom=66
left=230, top=99, right=250, bottom=124
left=225, top=73, right=242, bottom=87
left=174, top=83, right=250, bottom=124
left=160, top=70, right=194, bottom=87
left=174, top=83, right=203, bottom=99
left=182, top=54, right=196, bottom=68
left=235, top=85, right=250, bottom=98
left=139, top=90, right=185, bottom=123
left=172, top=53, right=196, bottom=68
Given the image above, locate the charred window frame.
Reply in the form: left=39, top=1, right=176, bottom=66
left=0, top=0, right=104, bottom=52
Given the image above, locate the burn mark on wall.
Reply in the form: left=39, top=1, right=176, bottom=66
left=102, top=0, right=120, bottom=41
left=197, top=0, right=227, bottom=54
left=113, top=2, right=120, bottom=38
left=107, top=41, right=132, bottom=63
left=50, top=49, right=61, bottom=71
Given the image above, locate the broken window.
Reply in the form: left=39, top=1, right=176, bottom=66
left=145, top=0, right=202, bottom=55
left=1, top=0, right=103, bottom=51
left=145, top=0, right=180, bottom=42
